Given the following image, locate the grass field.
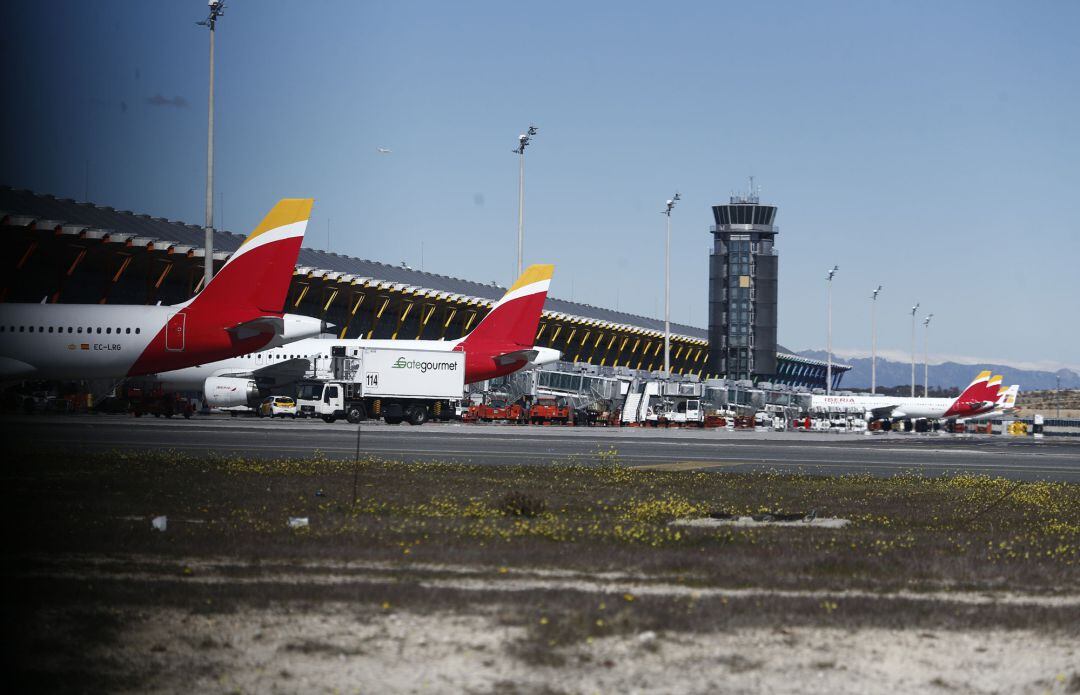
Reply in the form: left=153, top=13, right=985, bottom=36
left=5, top=449, right=1080, bottom=693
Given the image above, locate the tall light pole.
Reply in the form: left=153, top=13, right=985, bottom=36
left=512, top=125, right=538, bottom=279
left=923, top=313, right=934, bottom=397
left=198, top=0, right=225, bottom=289
left=826, top=266, right=839, bottom=395
left=910, top=302, right=920, bottom=398
left=870, top=285, right=882, bottom=394
left=662, top=193, right=681, bottom=377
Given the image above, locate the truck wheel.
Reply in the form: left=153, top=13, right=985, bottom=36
left=322, top=415, right=336, bottom=423
left=406, top=406, right=429, bottom=426
left=346, top=405, right=366, bottom=424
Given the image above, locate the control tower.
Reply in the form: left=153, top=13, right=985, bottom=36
left=707, top=181, right=778, bottom=380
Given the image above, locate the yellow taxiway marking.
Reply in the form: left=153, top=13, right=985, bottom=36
left=631, top=460, right=753, bottom=471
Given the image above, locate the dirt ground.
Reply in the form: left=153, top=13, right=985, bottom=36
left=6, top=451, right=1079, bottom=692
left=23, top=599, right=1080, bottom=695
left=11, top=552, right=1080, bottom=694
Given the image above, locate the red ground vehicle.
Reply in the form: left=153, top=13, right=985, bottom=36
left=125, top=386, right=195, bottom=418
left=528, top=397, right=572, bottom=425
left=475, top=402, right=527, bottom=423
left=733, top=415, right=756, bottom=430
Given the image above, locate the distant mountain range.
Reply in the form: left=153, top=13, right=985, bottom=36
left=797, top=351, right=1080, bottom=391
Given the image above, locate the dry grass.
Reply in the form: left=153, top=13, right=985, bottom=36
left=5, top=447, right=1079, bottom=690
left=3, top=448, right=1078, bottom=592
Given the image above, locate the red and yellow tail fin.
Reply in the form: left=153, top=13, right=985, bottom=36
left=460, top=264, right=554, bottom=350
left=955, top=370, right=992, bottom=403
left=196, top=198, right=313, bottom=313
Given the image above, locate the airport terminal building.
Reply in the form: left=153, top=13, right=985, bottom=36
left=0, top=186, right=847, bottom=390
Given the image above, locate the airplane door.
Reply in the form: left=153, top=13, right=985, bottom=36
left=166, top=312, right=186, bottom=351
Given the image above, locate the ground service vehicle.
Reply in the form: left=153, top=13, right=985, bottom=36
left=296, top=347, right=464, bottom=425
left=124, top=386, right=195, bottom=419
left=528, top=397, right=572, bottom=424
left=258, top=395, right=297, bottom=418
left=644, top=398, right=704, bottom=427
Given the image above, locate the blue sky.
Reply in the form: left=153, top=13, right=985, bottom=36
left=2, top=1, right=1078, bottom=369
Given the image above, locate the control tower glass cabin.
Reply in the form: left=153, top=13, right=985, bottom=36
left=707, top=192, right=778, bottom=381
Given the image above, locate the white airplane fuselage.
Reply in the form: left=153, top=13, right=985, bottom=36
left=0, top=304, right=324, bottom=381
left=1, top=303, right=167, bottom=380
left=150, top=337, right=561, bottom=391
left=810, top=393, right=994, bottom=420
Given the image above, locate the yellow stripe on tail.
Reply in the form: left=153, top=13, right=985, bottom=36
left=242, top=198, right=314, bottom=245
left=508, top=264, right=555, bottom=293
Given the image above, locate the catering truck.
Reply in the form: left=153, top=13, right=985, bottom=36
left=295, top=346, right=464, bottom=425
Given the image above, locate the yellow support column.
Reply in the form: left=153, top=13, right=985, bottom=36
left=339, top=291, right=366, bottom=339
left=439, top=306, right=458, bottom=339
left=415, top=304, right=436, bottom=339
left=391, top=299, right=415, bottom=339
left=366, top=296, right=391, bottom=339
left=291, top=283, right=311, bottom=309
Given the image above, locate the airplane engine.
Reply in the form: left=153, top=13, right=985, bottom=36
left=204, top=377, right=260, bottom=408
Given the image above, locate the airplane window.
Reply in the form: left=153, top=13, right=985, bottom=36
left=125, top=328, right=131, bottom=334
left=29, top=326, right=34, bottom=333
left=135, top=328, right=140, bottom=334
left=48, top=327, right=53, bottom=333
left=68, top=327, right=73, bottom=333
left=39, top=326, right=44, bottom=332
left=106, top=328, right=111, bottom=334
left=97, top=327, right=102, bottom=334
left=77, top=327, right=82, bottom=334
left=20, top=326, right=25, bottom=332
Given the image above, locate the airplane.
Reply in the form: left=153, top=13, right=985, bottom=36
left=376, top=147, right=392, bottom=154
left=810, top=370, right=1005, bottom=421
left=959, top=384, right=1020, bottom=421
left=142, top=264, right=562, bottom=407
left=0, top=198, right=325, bottom=381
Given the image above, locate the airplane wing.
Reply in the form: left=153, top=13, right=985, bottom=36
left=214, top=358, right=311, bottom=387
left=869, top=404, right=899, bottom=419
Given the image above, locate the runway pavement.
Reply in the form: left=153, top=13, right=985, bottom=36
left=3, top=413, right=1078, bottom=481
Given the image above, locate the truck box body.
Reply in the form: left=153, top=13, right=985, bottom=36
left=355, top=347, right=465, bottom=400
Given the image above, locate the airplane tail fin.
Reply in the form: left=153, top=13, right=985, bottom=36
left=998, top=384, right=1019, bottom=410
left=954, top=370, right=992, bottom=404
left=458, top=264, right=553, bottom=351
left=188, top=198, right=313, bottom=313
